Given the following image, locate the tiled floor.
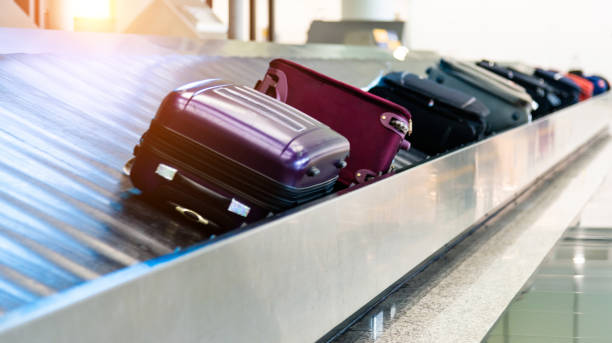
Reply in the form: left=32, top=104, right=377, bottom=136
left=331, top=138, right=612, bottom=343
left=483, top=176, right=612, bottom=343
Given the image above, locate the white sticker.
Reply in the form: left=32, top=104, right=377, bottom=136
left=228, top=198, right=251, bottom=217
left=155, top=164, right=177, bottom=181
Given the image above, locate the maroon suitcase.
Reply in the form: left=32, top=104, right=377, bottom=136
left=255, top=58, right=412, bottom=185
left=129, top=79, right=350, bottom=229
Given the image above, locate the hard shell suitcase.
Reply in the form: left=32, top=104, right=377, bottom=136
left=476, top=60, right=563, bottom=118
left=565, top=73, right=594, bottom=101
left=426, top=57, right=533, bottom=134
left=129, top=79, right=350, bottom=229
left=369, top=72, right=490, bottom=155
left=533, top=68, right=580, bottom=106
left=255, top=58, right=412, bottom=185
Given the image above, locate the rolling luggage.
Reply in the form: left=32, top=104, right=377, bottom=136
left=585, top=75, right=610, bottom=95
left=426, top=57, right=533, bottom=134
left=129, top=79, right=350, bottom=229
left=255, top=58, right=412, bottom=186
left=533, top=68, right=580, bottom=106
left=476, top=60, right=563, bottom=118
left=369, top=72, right=490, bottom=155
left=565, top=73, right=594, bottom=101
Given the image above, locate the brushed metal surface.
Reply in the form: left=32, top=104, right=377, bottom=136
left=0, top=85, right=609, bottom=342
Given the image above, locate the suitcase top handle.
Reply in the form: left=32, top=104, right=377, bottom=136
left=385, top=71, right=490, bottom=119
left=254, top=67, right=288, bottom=103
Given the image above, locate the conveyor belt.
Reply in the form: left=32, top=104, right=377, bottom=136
left=0, top=50, right=412, bottom=315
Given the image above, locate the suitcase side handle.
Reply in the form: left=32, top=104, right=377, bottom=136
left=154, top=164, right=252, bottom=224
left=254, top=67, right=288, bottom=102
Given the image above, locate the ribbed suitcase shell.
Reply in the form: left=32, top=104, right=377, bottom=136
left=130, top=79, right=350, bottom=229
left=427, top=57, right=533, bottom=134
left=255, top=58, right=412, bottom=186
left=370, top=72, right=490, bottom=155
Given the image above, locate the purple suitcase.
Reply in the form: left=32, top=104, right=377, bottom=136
left=129, top=79, right=350, bottom=229
left=255, top=58, right=412, bottom=186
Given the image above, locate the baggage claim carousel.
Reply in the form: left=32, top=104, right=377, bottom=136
left=0, top=29, right=610, bottom=342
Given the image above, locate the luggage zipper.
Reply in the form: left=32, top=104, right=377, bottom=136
left=143, top=142, right=281, bottom=211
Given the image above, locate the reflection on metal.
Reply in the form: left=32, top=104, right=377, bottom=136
left=0, top=75, right=609, bottom=342
left=484, top=224, right=612, bottom=341
left=370, top=310, right=383, bottom=340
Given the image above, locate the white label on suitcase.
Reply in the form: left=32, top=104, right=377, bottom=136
left=228, top=198, right=250, bottom=217
left=155, top=164, right=177, bottom=181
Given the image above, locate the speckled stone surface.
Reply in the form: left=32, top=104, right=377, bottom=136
left=333, top=137, right=612, bottom=343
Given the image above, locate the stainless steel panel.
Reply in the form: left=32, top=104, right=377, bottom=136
left=0, top=84, right=609, bottom=342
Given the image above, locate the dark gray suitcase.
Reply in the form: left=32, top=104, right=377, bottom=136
left=426, top=57, right=533, bottom=134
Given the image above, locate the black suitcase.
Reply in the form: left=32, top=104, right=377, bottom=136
left=534, top=68, right=581, bottom=106
left=391, top=147, right=430, bottom=170
left=369, top=72, right=490, bottom=155
left=476, top=60, right=562, bottom=118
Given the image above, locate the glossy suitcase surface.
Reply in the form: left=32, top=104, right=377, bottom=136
left=130, top=79, right=350, bottom=229
left=255, top=58, right=412, bottom=185
left=565, top=73, right=594, bottom=101
left=369, top=72, right=490, bottom=155
left=533, top=68, right=580, bottom=106
left=476, top=60, right=563, bottom=118
left=426, top=57, right=533, bottom=134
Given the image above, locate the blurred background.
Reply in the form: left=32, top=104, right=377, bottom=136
left=2, top=0, right=612, bottom=74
